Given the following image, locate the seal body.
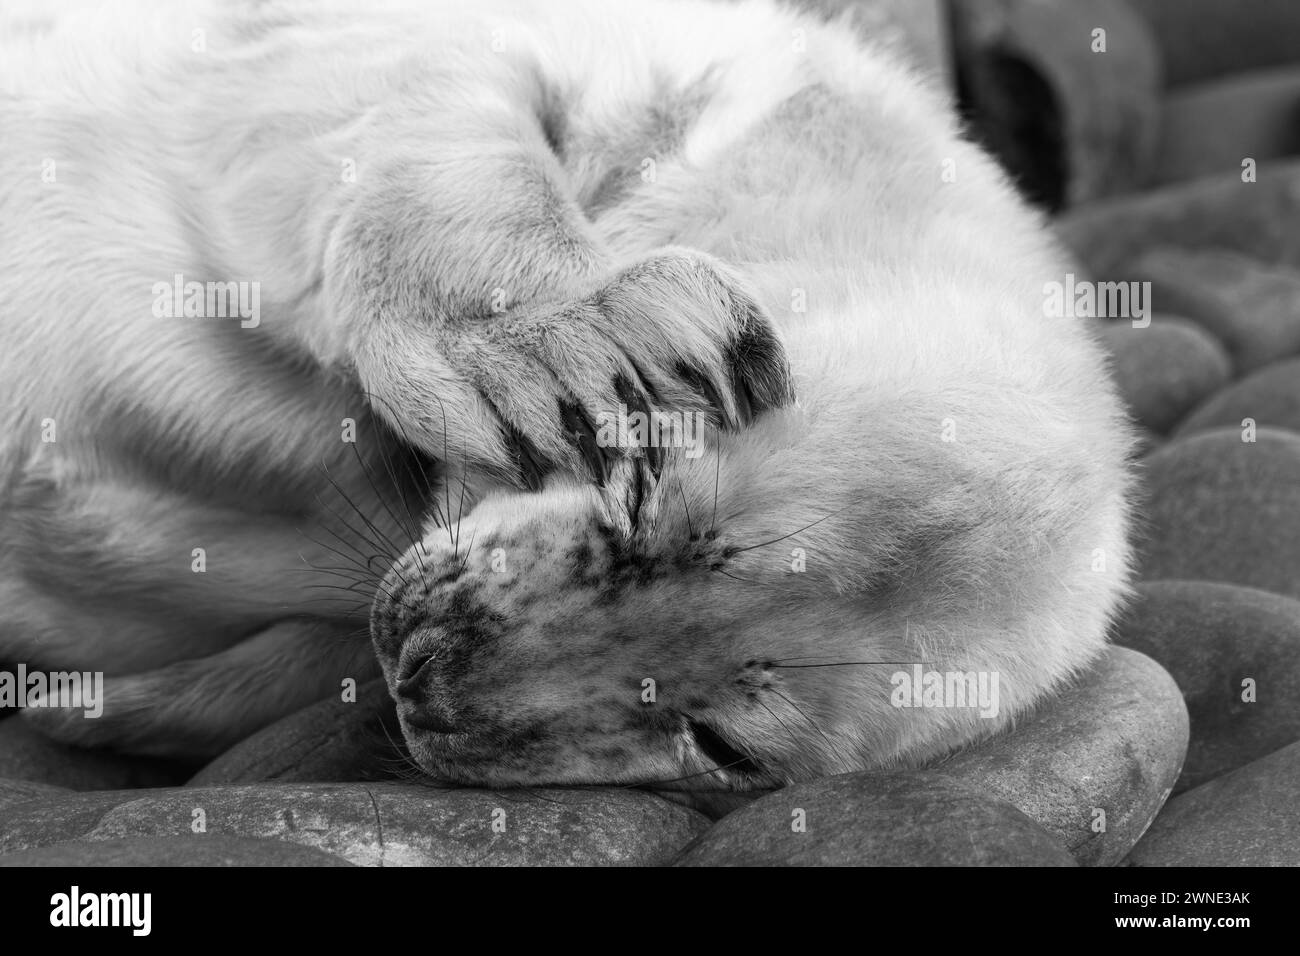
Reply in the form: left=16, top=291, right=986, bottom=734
left=0, top=0, right=1131, bottom=784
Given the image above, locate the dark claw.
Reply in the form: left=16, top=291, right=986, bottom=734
left=675, top=361, right=734, bottom=430
left=626, top=357, right=664, bottom=406
left=614, top=373, right=663, bottom=477
left=727, top=324, right=796, bottom=414
left=739, top=376, right=763, bottom=422
left=625, top=456, right=651, bottom=531
left=505, top=423, right=550, bottom=491
left=731, top=372, right=754, bottom=426
left=559, top=398, right=611, bottom=486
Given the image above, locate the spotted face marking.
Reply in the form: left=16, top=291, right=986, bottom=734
left=367, top=464, right=852, bottom=791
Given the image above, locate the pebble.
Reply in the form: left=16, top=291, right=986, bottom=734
left=1096, top=317, right=1232, bottom=432
left=1149, top=66, right=1300, bottom=186
left=0, top=776, right=72, bottom=809
left=1135, top=247, right=1300, bottom=372
left=0, top=835, right=355, bottom=867
left=0, top=717, right=185, bottom=791
left=189, top=679, right=401, bottom=786
left=1115, top=581, right=1300, bottom=792
left=1137, top=428, right=1300, bottom=601
left=1126, top=740, right=1300, bottom=866
left=1056, top=160, right=1300, bottom=278
left=0, top=782, right=711, bottom=867
left=1174, top=357, right=1300, bottom=436
left=1125, top=0, right=1300, bottom=87
left=673, top=772, right=1076, bottom=866
left=948, top=0, right=1159, bottom=207
left=931, top=647, right=1187, bottom=866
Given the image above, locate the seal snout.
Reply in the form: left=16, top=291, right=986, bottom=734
left=392, top=647, right=464, bottom=734
left=389, top=614, right=477, bottom=727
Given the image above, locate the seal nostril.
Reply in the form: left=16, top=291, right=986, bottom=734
left=395, top=654, right=435, bottom=698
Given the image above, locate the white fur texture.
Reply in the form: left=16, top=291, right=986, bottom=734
left=0, top=0, right=1132, bottom=784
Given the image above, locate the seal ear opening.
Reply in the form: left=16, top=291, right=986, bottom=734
left=688, top=719, right=763, bottom=776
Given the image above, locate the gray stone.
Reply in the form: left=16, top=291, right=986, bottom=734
left=1115, top=581, right=1300, bottom=793
left=0, top=782, right=711, bottom=866
left=930, top=647, right=1187, bottom=866
left=1137, top=428, right=1300, bottom=601
left=1056, top=161, right=1300, bottom=279
left=0, top=776, right=71, bottom=809
left=673, top=772, right=1076, bottom=866
left=652, top=788, right=767, bottom=821
left=0, top=717, right=183, bottom=791
left=1126, top=740, right=1300, bottom=866
left=190, top=679, right=401, bottom=786
left=1149, top=66, right=1300, bottom=187
left=1126, top=0, right=1300, bottom=87
left=0, top=835, right=354, bottom=867
left=1175, top=358, right=1300, bottom=437
left=949, top=0, right=1160, bottom=208
left=1097, top=317, right=1232, bottom=432
left=1135, top=247, right=1300, bottom=372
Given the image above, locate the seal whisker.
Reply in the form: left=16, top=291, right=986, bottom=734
left=307, top=494, right=403, bottom=583
left=767, top=686, right=836, bottom=754
left=296, top=528, right=404, bottom=589
left=348, top=437, right=425, bottom=571
left=754, top=696, right=810, bottom=762
left=726, top=501, right=858, bottom=556
left=320, top=463, right=408, bottom=561
left=768, top=659, right=926, bottom=668
left=360, top=388, right=450, bottom=534
left=306, top=500, right=392, bottom=566
left=677, top=480, right=695, bottom=539
left=710, top=567, right=783, bottom=590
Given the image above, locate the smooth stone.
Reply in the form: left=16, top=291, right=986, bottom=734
left=948, top=0, right=1160, bottom=208
left=0, top=717, right=185, bottom=791
left=1135, top=247, right=1300, bottom=372
left=0, top=776, right=71, bottom=809
left=1096, top=317, right=1232, bottom=432
left=1137, top=428, right=1300, bottom=600
left=1126, top=740, right=1300, bottom=866
left=1116, top=581, right=1300, bottom=793
left=1174, top=357, right=1300, bottom=437
left=190, top=679, right=401, bottom=786
left=1125, top=0, right=1300, bottom=87
left=931, top=646, right=1188, bottom=866
left=0, top=835, right=354, bottom=867
left=673, top=772, right=1076, bottom=867
left=0, top=782, right=711, bottom=867
left=1056, top=160, right=1300, bottom=278
left=653, top=788, right=767, bottom=821
left=1149, top=67, right=1300, bottom=186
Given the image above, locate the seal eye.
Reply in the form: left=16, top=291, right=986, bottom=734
left=688, top=720, right=762, bottom=776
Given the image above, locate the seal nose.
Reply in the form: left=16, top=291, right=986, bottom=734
left=395, top=655, right=460, bottom=734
